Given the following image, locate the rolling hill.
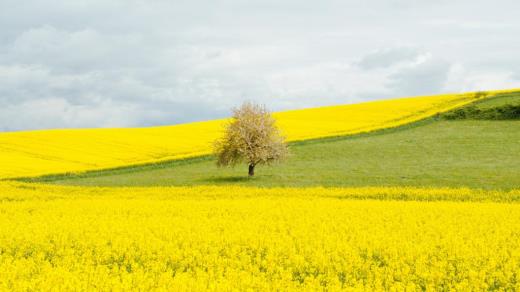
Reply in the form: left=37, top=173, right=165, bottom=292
left=35, top=90, right=520, bottom=190
left=1, top=89, right=520, bottom=290
left=1, top=89, right=512, bottom=179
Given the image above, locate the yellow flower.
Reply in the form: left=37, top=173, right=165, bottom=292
left=1, top=89, right=513, bottom=179
left=0, top=182, right=519, bottom=290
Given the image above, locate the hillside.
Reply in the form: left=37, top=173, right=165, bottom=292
left=2, top=90, right=520, bottom=291
left=0, top=89, right=511, bottom=179
left=37, top=92, right=520, bottom=190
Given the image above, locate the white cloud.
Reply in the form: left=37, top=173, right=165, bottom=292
left=1, top=0, right=519, bottom=131
left=444, top=64, right=520, bottom=92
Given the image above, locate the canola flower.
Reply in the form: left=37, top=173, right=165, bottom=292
left=1, top=90, right=519, bottom=291
left=1, top=89, right=515, bottom=179
left=0, top=182, right=519, bottom=291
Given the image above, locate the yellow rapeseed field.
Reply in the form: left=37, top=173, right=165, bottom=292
left=1, top=89, right=514, bottom=179
left=1, top=90, right=519, bottom=291
left=0, top=182, right=519, bottom=290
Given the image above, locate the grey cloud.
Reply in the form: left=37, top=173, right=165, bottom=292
left=513, top=71, right=520, bottom=81
left=357, top=47, right=422, bottom=70
left=387, top=57, right=451, bottom=96
left=1, top=0, right=520, bottom=131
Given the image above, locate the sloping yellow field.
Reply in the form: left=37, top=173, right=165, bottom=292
left=0, top=182, right=519, bottom=290
left=2, top=89, right=514, bottom=179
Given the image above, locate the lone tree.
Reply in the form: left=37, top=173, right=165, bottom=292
left=214, top=102, right=288, bottom=176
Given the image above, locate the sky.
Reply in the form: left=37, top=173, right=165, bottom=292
left=1, top=0, right=519, bottom=131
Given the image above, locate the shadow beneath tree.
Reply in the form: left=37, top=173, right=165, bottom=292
left=200, top=176, right=253, bottom=184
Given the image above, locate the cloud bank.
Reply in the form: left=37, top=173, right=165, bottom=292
left=1, top=0, right=519, bottom=131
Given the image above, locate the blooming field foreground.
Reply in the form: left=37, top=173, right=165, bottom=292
left=1, top=89, right=512, bottom=179
left=0, top=182, right=519, bottom=290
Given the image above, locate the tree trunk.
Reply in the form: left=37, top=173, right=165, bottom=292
left=248, top=164, right=255, bottom=176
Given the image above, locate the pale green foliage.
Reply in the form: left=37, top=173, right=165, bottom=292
left=214, top=102, right=288, bottom=175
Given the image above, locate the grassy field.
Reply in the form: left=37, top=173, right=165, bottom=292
left=41, top=94, right=520, bottom=190
left=473, top=93, right=520, bottom=109
left=1, top=90, right=489, bottom=179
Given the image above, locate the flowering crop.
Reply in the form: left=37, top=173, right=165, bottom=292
left=1, top=90, right=519, bottom=291
left=0, top=182, right=519, bottom=290
left=1, top=89, right=514, bottom=179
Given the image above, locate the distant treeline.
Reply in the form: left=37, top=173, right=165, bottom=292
left=442, top=104, right=520, bottom=120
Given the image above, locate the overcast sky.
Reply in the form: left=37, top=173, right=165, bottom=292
left=1, top=0, right=519, bottom=131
